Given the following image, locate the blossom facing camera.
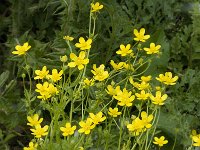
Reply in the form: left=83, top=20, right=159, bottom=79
left=27, top=114, right=43, bottom=127
left=133, top=28, right=150, bottom=42
left=12, top=42, right=31, bottom=55
left=23, top=142, right=38, bottom=150
left=153, top=136, right=168, bottom=147
left=143, top=43, right=161, bottom=54
left=75, top=37, right=92, bottom=50
left=91, top=2, right=103, bottom=12
left=60, top=123, right=76, bottom=137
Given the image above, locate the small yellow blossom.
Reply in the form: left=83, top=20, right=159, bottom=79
left=23, top=142, right=38, bottom=150
left=116, top=44, right=133, bottom=56
left=127, top=117, right=145, bottom=136
left=47, top=83, right=59, bottom=95
left=108, top=107, right=122, bottom=117
left=150, top=91, right=168, bottom=105
left=155, top=86, right=161, bottom=91
left=153, top=136, right=168, bottom=147
left=34, top=66, right=49, bottom=80
left=135, top=90, right=150, bottom=100
left=83, top=78, right=95, bottom=87
left=156, top=72, right=178, bottom=85
left=48, top=69, right=63, bottom=82
left=140, top=111, right=153, bottom=129
left=135, top=81, right=150, bottom=90
left=75, top=37, right=92, bottom=50
left=141, top=75, right=152, bottom=82
left=106, top=85, right=121, bottom=96
left=143, top=43, right=161, bottom=54
left=78, top=118, right=95, bottom=135
left=60, top=55, right=68, bottom=63
left=89, top=112, right=106, bottom=125
left=192, top=135, right=200, bottom=146
left=12, top=42, right=31, bottom=55
left=91, top=2, right=103, bottom=12
left=30, top=125, right=49, bottom=138
left=60, top=123, right=76, bottom=136
left=133, top=28, right=150, bottom=42
left=110, top=60, right=124, bottom=70
left=63, top=35, right=74, bottom=41
left=68, top=51, right=89, bottom=70
left=27, top=114, right=43, bottom=127
left=114, top=88, right=135, bottom=107
left=91, top=64, right=109, bottom=81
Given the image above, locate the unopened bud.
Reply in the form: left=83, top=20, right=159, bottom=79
left=60, top=55, right=68, bottom=63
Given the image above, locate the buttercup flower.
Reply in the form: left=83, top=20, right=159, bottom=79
left=140, top=111, right=153, bottom=129
left=153, top=136, right=168, bottom=147
left=106, top=85, right=121, bottom=96
left=141, top=75, right=152, bottom=82
left=133, top=28, right=150, bottom=42
left=192, top=135, right=200, bottom=146
left=110, top=60, right=124, bottom=70
left=127, top=117, right=145, bottom=136
left=116, top=44, right=133, bottom=56
left=108, top=107, right=122, bottom=117
left=114, top=88, right=135, bottom=107
left=30, top=125, right=49, bottom=138
left=135, top=90, right=150, bottom=100
left=91, top=2, right=103, bottom=12
left=150, top=91, right=168, bottom=105
left=89, top=112, right=106, bottom=125
left=68, top=51, right=89, bottom=70
left=48, top=69, right=63, bottom=82
left=34, top=66, right=49, bottom=80
left=23, top=142, right=38, bottom=150
left=156, top=72, right=178, bottom=85
left=75, top=37, right=92, bottom=50
left=91, top=64, right=109, bottom=81
left=83, top=78, right=95, bottom=87
left=143, top=43, right=161, bottom=54
left=12, top=42, right=31, bottom=55
left=60, top=123, right=76, bottom=136
left=27, top=114, right=43, bottom=127
left=63, top=35, right=74, bottom=41
left=78, top=118, right=95, bottom=134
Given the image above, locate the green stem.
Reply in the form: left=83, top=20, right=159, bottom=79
left=118, top=107, right=126, bottom=150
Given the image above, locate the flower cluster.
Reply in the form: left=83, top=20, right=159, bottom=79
left=127, top=111, right=153, bottom=136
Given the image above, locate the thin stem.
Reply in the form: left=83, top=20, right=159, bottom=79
left=118, top=107, right=126, bottom=150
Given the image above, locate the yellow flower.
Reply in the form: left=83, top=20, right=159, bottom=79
left=153, top=136, right=168, bottom=147
left=106, top=85, right=121, bottom=96
left=12, top=42, right=31, bottom=55
left=89, top=112, right=106, bottom=125
left=91, top=64, right=109, bottom=81
left=47, top=83, right=59, bottom=95
left=133, top=28, right=150, bottom=42
left=143, top=43, right=161, bottom=54
left=110, top=60, right=124, bottom=70
left=68, top=51, right=89, bottom=70
left=35, top=82, right=58, bottom=100
left=60, top=55, right=68, bottom=63
left=83, top=78, right=95, bottom=87
left=116, top=44, right=133, bottom=56
left=141, top=75, right=152, bottom=82
left=127, top=117, right=145, bottom=136
left=108, top=107, right=122, bottom=117
left=140, top=111, right=153, bottom=129
left=63, top=35, right=74, bottom=41
left=192, top=135, right=200, bottom=146
left=114, top=88, right=135, bottom=107
left=30, top=125, right=49, bottom=138
left=60, top=123, right=76, bottom=137
left=150, top=91, right=168, bottom=105
left=48, top=69, right=63, bottom=82
left=91, top=2, right=103, bottom=12
left=23, top=142, right=38, bottom=150
left=27, top=114, right=43, bottom=127
left=135, top=81, right=150, bottom=90
left=135, top=90, right=150, bottom=100
left=34, top=66, right=49, bottom=80
left=78, top=118, right=95, bottom=135
left=75, top=37, right=92, bottom=50
left=156, top=72, right=178, bottom=85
